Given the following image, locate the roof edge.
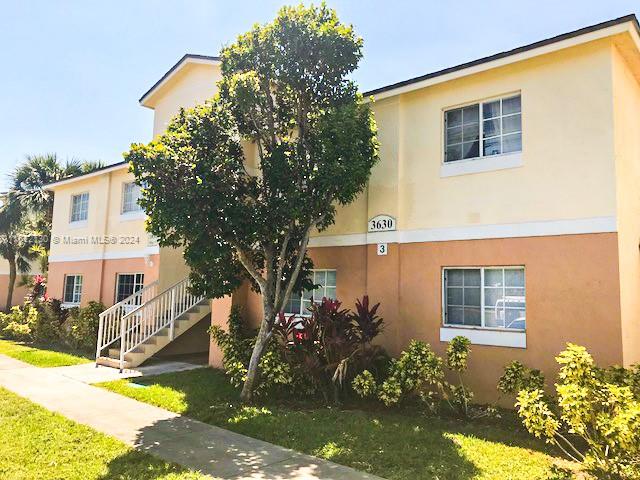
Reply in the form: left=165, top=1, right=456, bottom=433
left=139, top=54, right=221, bottom=107
left=363, top=14, right=640, bottom=98
left=43, top=161, right=129, bottom=190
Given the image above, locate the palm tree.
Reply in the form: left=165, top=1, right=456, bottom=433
left=0, top=199, right=37, bottom=310
left=9, top=154, right=104, bottom=229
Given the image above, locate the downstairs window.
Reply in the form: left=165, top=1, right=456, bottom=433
left=284, top=269, right=336, bottom=316
left=115, top=273, right=145, bottom=303
left=63, top=274, right=83, bottom=305
left=443, top=267, right=525, bottom=330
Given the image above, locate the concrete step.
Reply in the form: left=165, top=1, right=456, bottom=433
left=96, top=356, right=131, bottom=369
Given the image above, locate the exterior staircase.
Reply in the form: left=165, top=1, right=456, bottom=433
left=95, top=277, right=210, bottom=370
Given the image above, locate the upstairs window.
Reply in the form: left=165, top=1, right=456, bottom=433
left=70, top=192, right=89, bottom=223
left=445, top=94, right=521, bottom=163
left=63, top=274, right=83, bottom=305
left=122, top=182, right=143, bottom=214
left=284, top=269, right=336, bottom=316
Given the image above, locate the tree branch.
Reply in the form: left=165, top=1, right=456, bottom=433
left=231, top=240, right=266, bottom=291
left=247, top=110, right=268, bottom=161
left=260, top=78, right=278, bottom=147
left=278, top=215, right=321, bottom=313
left=273, top=228, right=292, bottom=307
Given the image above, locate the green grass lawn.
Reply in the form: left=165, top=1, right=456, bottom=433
left=0, top=386, right=205, bottom=480
left=0, top=338, right=92, bottom=367
left=99, top=368, right=574, bottom=480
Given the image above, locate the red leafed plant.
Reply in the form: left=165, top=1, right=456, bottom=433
left=351, top=295, right=384, bottom=345
left=273, top=296, right=386, bottom=403
left=27, top=274, right=47, bottom=302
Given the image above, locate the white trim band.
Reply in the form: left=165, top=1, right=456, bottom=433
left=440, top=153, right=523, bottom=178
left=308, top=216, right=616, bottom=248
left=440, top=327, right=526, bottom=348
left=119, top=211, right=147, bottom=222
left=49, top=246, right=160, bottom=263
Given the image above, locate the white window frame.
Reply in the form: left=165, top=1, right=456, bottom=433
left=121, top=182, right=143, bottom=216
left=115, top=272, right=145, bottom=304
left=441, top=266, right=526, bottom=332
left=441, top=93, right=522, bottom=176
left=63, top=274, right=83, bottom=306
left=283, top=269, right=337, bottom=317
left=69, top=192, right=89, bottom=224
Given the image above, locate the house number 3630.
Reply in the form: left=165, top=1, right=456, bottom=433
left=368, top=214, right=396, bottom=232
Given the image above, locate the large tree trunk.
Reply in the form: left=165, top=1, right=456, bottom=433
left=5, top=258, right=16, bottom=312
left=236, top=225, right=313, bottom=401
left=240, top=300, right=274, bottom=401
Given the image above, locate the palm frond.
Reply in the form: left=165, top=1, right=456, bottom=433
left=16, top=256, right=32, bottom=274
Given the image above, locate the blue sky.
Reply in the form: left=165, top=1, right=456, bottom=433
left=1, top=0, right=638, bottom=187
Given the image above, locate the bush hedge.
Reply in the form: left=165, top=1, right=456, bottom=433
left=0, top=299, right=105, bottom=353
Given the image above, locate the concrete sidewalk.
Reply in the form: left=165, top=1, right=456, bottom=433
left=0, top=355, right=383, bottom=480
left=50, top=358, right=205, bottom=384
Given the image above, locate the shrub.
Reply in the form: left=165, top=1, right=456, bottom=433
left=445, top=336, right=473, bottom=416
left=377, top=340, right=444, bottom=407
left=209, top=306, right=256, bottom=388
left=352, top=369, right=377, bottom=398
left=209, top=306, right=299, bottom=396
left=600, top=364, right=640, bottom=399
left=516, top=343, right=640, bottom=479
left=350, top=295, right=384, bottom=346
left=272, top=296, right=386, bottom=403
left=347, top=296, right=389, bottom=382
left=0, top=311, right=10, bottom=331
left=64, top=301, right=105, bottom=351
left=498, top=360, right=545, bottom=398
left=0, top=303, right=38, bottom=341
left=32, top=299, right=67, bottom=343
left=3, top=321, right=32, bottom=341
left=26, top=274, right=47, bottom=303
left=352, top=336, right=476, bottom=417
left=211, top=297, right=387, bottom=402
left=0, top=299, right=102, bottom=352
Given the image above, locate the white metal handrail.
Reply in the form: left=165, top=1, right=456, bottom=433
left=118, top=277, right=204, bottom=370
left=95, top=280, right=159, bottom=361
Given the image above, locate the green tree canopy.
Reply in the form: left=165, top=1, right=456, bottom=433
left=126, top=4, right=378, bottom=399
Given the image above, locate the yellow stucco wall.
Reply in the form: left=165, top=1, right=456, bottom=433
left=49, top=167, right=154, bottom=259
left=151, top=62, right=221, bottom=137
left=612, top=39, right=640, bottom=366
left=319, top=38, right=619, bottom=237
left=144, top=61, right=223, bottom=287
left=142, top=36, right=634, bottom=299
left=143, top=38, right=626, bottom=243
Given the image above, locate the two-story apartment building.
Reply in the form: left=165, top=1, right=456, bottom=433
left=47, top=15, right=640, bottom=400
left=46, top=163, right=158, bottom=306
